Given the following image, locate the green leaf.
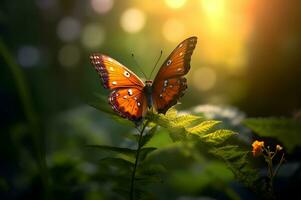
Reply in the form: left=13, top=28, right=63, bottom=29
left=86, top=145, right=136, bottom=157
left=87, top=93, right=114, bottom=115
left=148, top=109, right=202, bottom=130
left=243, top=118, right=301, bottom=152
left=99, top=157, right=134, bottom=168
left=169, top=114, right=202, bottom=127
left=210, top=145, right=259, bottom=188
left=187, top=120, right=221, bottom=135
left=140, top=126, right=158, bottom=147
left=88, top=93, right=134, bottom=127
left=169, top=162, right=234, bottom=195
left=139, top=147, right=157, bottom=162
left=201, top=130, right=237, bottom=144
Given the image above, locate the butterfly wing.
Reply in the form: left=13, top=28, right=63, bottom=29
left=90, top=54, right=145, bottom=89
left=90, top=53, right=147, bottom=121
left=109, top=88, right=147, bottom=121
left=152, top=37, right=197, bottom=114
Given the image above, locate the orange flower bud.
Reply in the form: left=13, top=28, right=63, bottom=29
left=252, top=140, right=264, bottom=157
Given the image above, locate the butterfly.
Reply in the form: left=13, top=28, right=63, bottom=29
left=90, top=36, right=197, bottom=123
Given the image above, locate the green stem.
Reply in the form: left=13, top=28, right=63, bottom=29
left=130, top=121, right=149, bottom=200
left=273, top=153, right=285, bottom=177
left=0, top=38, right=49, bottom=199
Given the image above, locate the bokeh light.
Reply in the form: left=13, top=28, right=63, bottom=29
left=120, top=8, right=146, bottom=33
left=192, top=67, right=216, bottom=91
left=162, top=18, right=185, bottom=42
left=201, top=0, right=225, bottom=20
left=81, top=23, right=106, bottom=49
left=57, top=17, right=81, bottom=42
left=165, top=0, right=187, bottom=9
left=58, top=44, right=81, bottom=68
left=17, top=45, right=40, bottom=67
left=90, top=0, right=114, bottom=14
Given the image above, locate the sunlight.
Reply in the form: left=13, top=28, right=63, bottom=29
left=165, top=0, right=187, bottom=9
left=201, top=0, right=225, bottom=31
left=201, top=0, right=225, bottom=18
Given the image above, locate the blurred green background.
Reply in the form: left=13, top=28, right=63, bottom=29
left=1, top=0, right=301, bottom=199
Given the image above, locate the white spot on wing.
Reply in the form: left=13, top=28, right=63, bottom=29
left=112, top=81, right=117, bottom=85
left=123, top=95, right=128, bottom=99
left=179, top=43, right=183, bottom=48
left=128, top=89, right=133, bottom=96
left=166, top=60, right=172, bottom=66
left=137, top=102, right=141, bottom=107
left=124, top=71, right=130, bottom=78
left=164, top=80, right=168, bottom=86
left=108, top=57, right=113, bottom=62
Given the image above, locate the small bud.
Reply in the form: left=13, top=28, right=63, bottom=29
left=276, top=144, right=283, bottom=151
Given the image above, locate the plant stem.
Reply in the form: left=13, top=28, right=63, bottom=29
left=273, top=153, right=285, bottom=177
left=0, top=38, right=49, bottom=199
left=130, top=121, right=149, bottom=200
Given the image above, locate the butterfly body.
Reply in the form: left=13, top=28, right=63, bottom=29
left=144, top=80, right=153, bottom=109
left=90, top=37, right=197, bottom=123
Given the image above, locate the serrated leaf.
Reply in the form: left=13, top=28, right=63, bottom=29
left=243, top=118, right=301, bottom=152
left=201, top=130, right=237, bottom=144
left=210, top=145, right=259, bottom=188
left=187, top=120, right=221, bottom=135
left=165, top=107, right=178, bottom=118
left=86, top=145, right=136, bottom=157
left=170, top=114, right=202, bottom=127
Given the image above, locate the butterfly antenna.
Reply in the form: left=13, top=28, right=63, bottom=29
left=131, top=53, right=147, bottom=79
left=149, top=50, right=163, bottom=79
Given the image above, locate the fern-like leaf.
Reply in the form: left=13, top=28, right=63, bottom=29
left=210, top=145, right=259, bottom=188
left=187, top=120, right=221, bottom=136
left=201, top=130, right=237, bottom=144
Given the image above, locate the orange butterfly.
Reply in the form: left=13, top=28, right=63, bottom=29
left=90, top=37, right=197, bottom=122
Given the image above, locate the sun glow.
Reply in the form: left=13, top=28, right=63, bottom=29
left=165, top=0, right=187, bottom=9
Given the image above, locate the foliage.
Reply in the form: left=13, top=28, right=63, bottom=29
left=243, top=118, right=301, bottom=152
left=87, top=106, right=261, bottom=199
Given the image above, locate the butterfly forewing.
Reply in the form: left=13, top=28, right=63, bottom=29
left=90, top=53, right=147, bottom=122
left=90, top=54, right=145, bottom=89
left=152, top=37, right=197, bottom=114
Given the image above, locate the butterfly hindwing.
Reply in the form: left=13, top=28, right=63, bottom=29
left=90, top=54, right=147, bottom=122
left=152, top=37, right=197, bottom=113
left=109, top=88, right=147, bottom=121
left=90, top=54, right=145, bottom=90
left=152, top=77, right=187, bottom=114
